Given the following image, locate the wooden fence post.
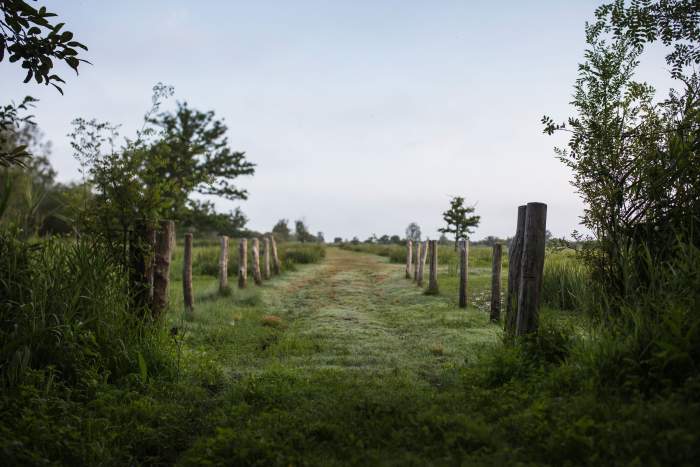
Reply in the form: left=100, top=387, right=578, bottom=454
left=405, top=240, right=413, bottom=279
left=152, top=220, right=174, bottom=319
left=270, top=236, right=281, bottom=275
left=183, top=232, right=194, bottom=314
left=515, top=202, right=547, bottom=336
left=252, top=238, right=263, bottom=285
left=505, top=205, right=527, bottom=337
left=413, top=241, right=421, bottom=283
left=490, top=243, right=503, bottom=322
left=263, top=237, right=271, bottom=280
left=219, top=235, right=229, bottom=294
left=238, top=238, right=248, bottom=288
left=458, top=239, right=468, bottom=308
left=426, top=240, right=439, bottom=294
left=417, top=241, right=427, bottom=286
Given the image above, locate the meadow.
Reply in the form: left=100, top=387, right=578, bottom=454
left=3, top=238, right=698, bottom=465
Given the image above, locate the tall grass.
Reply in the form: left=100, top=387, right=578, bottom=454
left=541, top=250, right=590, bottom=311
left=0, top=231, right=159, bottom=388
left=171, top=240, right=326, bottom=278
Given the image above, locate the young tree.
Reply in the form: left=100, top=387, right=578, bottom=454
left=438, top=196, right=480, bottom=250
left=333, top=237, right=343, bottom=244
left=294, top=219, right=313, bottom=243
left=316, top=231, right=325, bottom=243
left=272, top=219, right=290, bottom=241
left=405, top=222, right=421, bottom=242
left=543, top=0, right=700, bottom=304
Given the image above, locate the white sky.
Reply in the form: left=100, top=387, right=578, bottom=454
left=0, top=1, right=674, bottom=240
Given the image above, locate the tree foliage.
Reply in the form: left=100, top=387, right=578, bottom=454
left=295, top=219, right=314, bottom=243
left=0, top=0, right=89, bottom=91
left=148, top=102, right=255, bottom=218
left=437, top=196, right=480, bottom=249
left=272, top=219, right=290, bottom=241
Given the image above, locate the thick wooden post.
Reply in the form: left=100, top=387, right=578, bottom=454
left=490, top=243, right=503, bottom=322
left=263, top=237, right=271, bottom=280
left=458, top=239, right=468, bottom=308
left=219, top=235, right=229, bottom=293
left=515, top=202, right=547, bottom=336
left=413, top=241, right=421, bottom=283
left=405, top=240, right=413, bottom=279
left=152, top=220, right=174, bottom=319
left=270, top=236, right=281, bottom=275
left=506, top=206, right=527, bottom=337
left=183, top=232, right=194, bottom=314
left=418, top=241, right=428, bottom=286
left=426, top=240, right=439, bottom=294
left=252, top=238, right=263, bottom=285
left=238, top=238, right=248, bottom=288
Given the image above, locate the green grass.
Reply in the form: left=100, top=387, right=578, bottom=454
left=2, top=242, right=699, bottom=465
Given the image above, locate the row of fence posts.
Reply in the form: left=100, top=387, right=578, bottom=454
left=405, top=202, right=547, bottom=337
left=182, top=233, right=282, bottom=313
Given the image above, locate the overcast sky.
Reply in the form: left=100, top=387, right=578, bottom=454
left=1, top=1, right=672, bottom=241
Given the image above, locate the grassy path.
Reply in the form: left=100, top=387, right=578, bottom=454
left=172, top=248, right=504, bottom=465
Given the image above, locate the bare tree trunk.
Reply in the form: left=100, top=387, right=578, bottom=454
left=505, top=205, right=527, bottom=338
left=152, top=220, right=174, bottom=319
left=418, top=241, right=428, bottom=287
left=238, top=238, right=248, bottom=288
left=251, top=238, right=263, bottom=285
left=405, top=240, right=413, bottom=279
left=219, top=235, right=229, bottom=294
left=183, top=232, right=194, bottom=314
left=426, top=240, right=439, bottom=294
left=515, top=202, right=547, bottom=336
left=270, top=235, right=281, bottom=275
left=458, top=239, right=468, bottom=308
left=490, top=243, right=503, bottom=322
left=263, top=237, right=271, bottom=280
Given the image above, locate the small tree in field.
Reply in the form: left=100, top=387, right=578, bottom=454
left=272, top=219, right=290, bottom=241
left=438, top=196, right=480, bottom=250
left=405, top=222, right=421, bottom=242
left=295, top=219, right=314, bottom=243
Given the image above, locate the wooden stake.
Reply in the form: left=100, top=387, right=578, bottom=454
left=263, top=237, right=271, bottom=280
left=219, top=235, right=229, bottom=293
left=515, top=202, right=547, bottom=336
left=505, top=205, right=526, bottom=337
left=490, top=243, right=503, bottom=322
left=405, top=240, right=413, bottom=279
left=152, top=220, right=173, bottom=319
left=270, top=236, right=281, bottom=275
left=458, top=239, right=468, bottom=308
left=238, top=238, right=248, bottom=288
left=183, top=232, right=194, bottom=314
left=426, top=240, right=439, bottom=294
left=413, top=241, right=421, bottom=283
left=418, top=241, right=428, bottom=287
left=252, top=238, right=263, bottom=285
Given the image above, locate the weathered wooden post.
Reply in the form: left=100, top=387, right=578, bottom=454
left=270, top=236, right=281, bottom=275
left=252, top=238, right=263, bottom=285
left=219, top=235, right=229, bottom=294
left=263, top=237, right=271, bottom=280
left=417, top=241, right=427, bottom=286
left=405, top=240, right=413, bottom=279
left=505, top=206, right=527, bottom=337
left=515, top=202, right=547, bottom=336
left=238, top=238, right=248, bottom=288
left=426, top=240, right=439, bottom=294
left=458, top=239, right=468, bottom=308
left=490, top=243, right=503, bottom=322
left=152, top=220, right=174, bottom=319
left=413, top=241, right=421, bottom=283
left=183, top=232, right=194, bottom=314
